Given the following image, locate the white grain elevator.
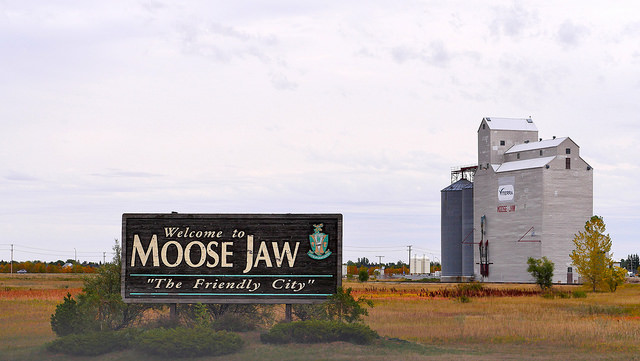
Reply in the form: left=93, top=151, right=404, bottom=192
left=441, top=117, right=593, bottom=283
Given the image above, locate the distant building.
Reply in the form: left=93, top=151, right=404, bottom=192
left=441, top=117, right=593, bottom=283
left=410, top=255, right=431, bottom=274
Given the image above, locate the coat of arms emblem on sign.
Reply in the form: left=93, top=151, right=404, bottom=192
left=307, top=223, right=331, bottom=260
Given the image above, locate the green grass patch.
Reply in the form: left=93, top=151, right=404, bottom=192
left=571, top=304, right=630, bottom=316
left=380, top=337, right=465, bottom=356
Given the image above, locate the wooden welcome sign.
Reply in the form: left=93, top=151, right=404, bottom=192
left=121, top=213, right=342, bottom=303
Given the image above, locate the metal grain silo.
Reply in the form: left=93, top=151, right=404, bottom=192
left=441, top=179, right=472, bottom=281
left=461, top=184, right=474, bottom=277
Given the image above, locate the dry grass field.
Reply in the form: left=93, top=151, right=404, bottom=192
left=0, top=274, right=83, bottom=357
left=349, top=282, right=640, bottom=355
left=1, top=274, right=640, bottom=360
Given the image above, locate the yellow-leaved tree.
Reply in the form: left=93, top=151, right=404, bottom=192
left=606, top=265, right=628, bottom=292
left=570, top=216, right=617, bottom=292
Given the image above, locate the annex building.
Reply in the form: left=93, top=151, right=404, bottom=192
left=441, top=117, right=593, bottom=283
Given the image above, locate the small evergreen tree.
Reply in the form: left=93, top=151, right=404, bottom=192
left=325, top=287, right=373, bottom=323
left=358, top=268, right=369, bottom=282
left=50, top=293, right=95, bottom=336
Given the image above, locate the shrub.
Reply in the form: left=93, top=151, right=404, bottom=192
left=292, top=303, right=328, bottom=321
left=527, top=257, right=554, bottom=290
left=456, top=283, right=484, bottom=293
left=50, top=293, right=81, bottom=336
left=47, top=329, right=137, bottom=356
left=542, top=291, right=555, bottom=299
left=77, top=242, right=149, bottom=330
left=260, top=320, right=378, bottom=345
left=325, top=287, right=374, bottom=323
left=292, top=288, right=372, bottom=323
left=179, top=303, right=274, bottom=330
left=358, top=268, right=369, bottom=282
left=50, top=241, right=150, bottom=335
left=572, top=290, right=587, bottom=298
left=135, top=327, right=244, bottom=358
left=211, top=312, right=257, bottom=332
left=541, top=289, right=571, bottom=299
left=605, top=266, right=627, bottom=292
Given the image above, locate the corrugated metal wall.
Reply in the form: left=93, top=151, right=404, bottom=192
left=441, top=179, right=473, bottom=278
left=461, top=185, right=474, bottom=276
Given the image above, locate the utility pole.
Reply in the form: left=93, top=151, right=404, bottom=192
left=74, top=248, right=77, bottom=263
left=407, top=245, right=412, bottom=274
left=376, top=255, right=384, bottom=265
left=103, top=252, right=106, bottom=265
left=10, top=244, right=13, bottom=274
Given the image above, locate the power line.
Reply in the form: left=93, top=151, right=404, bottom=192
left=13, top=244, right=106, bottom=255
left=1, top=242, right=116, bottom=263
left=3, top=243, right=114, bottom=254
left=412, top=247, right=440, bottom=254
left=344, top=246, right=410, bottom=250
left=11, top=249, right=115, bottom=257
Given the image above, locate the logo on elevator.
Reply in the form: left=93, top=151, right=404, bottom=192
left=498, top=185, right=514, bottom=201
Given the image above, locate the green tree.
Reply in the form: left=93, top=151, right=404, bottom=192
left=79, top=240, right=149, bottom=330
left=621, top=254, right=639, bottom=274
left=325, top=287, right=373, bottom=323
left=526, top=256, right=554, bottom=290
left=570, top=216, right=614, bottom=292
left=356, top=257, right=372, bottom=267
left=50, top=293, right=93, bottom=336
left=51, top=240, right=150, bottom=335
left=358, top=268, right=369, bottom=282
left=292, top=288, right=374, bottom=323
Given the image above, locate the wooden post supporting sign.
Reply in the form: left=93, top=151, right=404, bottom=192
left=285, top=304, right=292, bottom=322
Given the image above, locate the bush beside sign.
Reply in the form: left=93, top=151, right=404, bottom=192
left=121, top=213, right=342, bottom=304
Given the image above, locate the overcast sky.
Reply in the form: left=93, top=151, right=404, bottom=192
left=1, top=1, right=639, bottom=264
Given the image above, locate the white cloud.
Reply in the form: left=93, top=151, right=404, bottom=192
left=1, top=1, right=640, bottom=262
left=557, top=20, right=590, bottom=48
left=489, top=2, right=539, bottom=39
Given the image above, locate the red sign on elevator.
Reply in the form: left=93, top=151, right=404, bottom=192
left=497, top=205, right=516, bottom=213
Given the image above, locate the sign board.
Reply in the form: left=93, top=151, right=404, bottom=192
left=498, top=176, right=515, bottom=202
left=497, top=205, right=516, bottom=213
left=497, top=185, right=514, bottom=202
left=121, top=213, right=342, bottom=304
